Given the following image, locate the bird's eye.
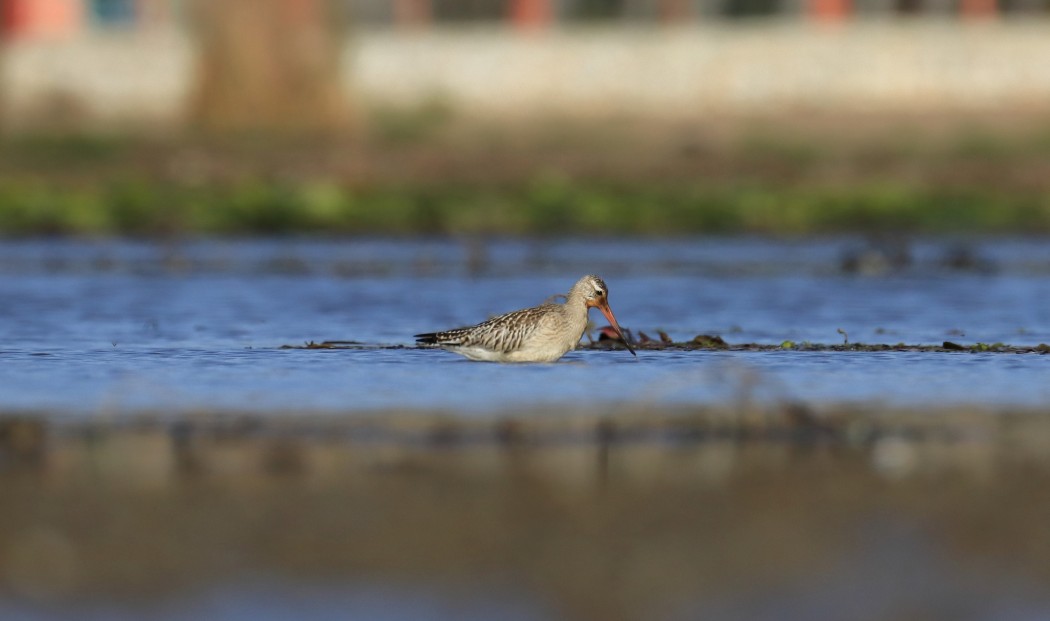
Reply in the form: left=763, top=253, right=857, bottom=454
left=594, top=289, right=604, bottom=297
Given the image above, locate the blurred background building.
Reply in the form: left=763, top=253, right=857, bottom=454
left=1, top=0, right=1048, bottom=133
left=1, top=0, right=1045, bottom=40
left=1, top=0, right=179, bottom=38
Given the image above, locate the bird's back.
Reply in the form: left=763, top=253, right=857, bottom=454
left=416, top=303, right=585, bottom=362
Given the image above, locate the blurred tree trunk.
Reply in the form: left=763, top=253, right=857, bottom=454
left=188, top=0, right=351, bottom=135
left=0, top=46, right=4, bottom=136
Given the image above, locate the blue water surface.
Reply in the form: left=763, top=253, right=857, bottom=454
left=1, top=237, right=1048, bottom=415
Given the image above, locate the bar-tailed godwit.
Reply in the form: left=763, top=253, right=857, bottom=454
left=415, top=275, right=636, bottom=362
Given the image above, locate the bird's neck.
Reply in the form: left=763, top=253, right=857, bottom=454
left=562, top=293, right=592, bottom=338
left=565, top=287, right=589, bottom=308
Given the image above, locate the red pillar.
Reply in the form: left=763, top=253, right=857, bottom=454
left=960, top=0, right=997, bottom=18
left=807, top=0, right=851, bottom=22
left=510, top=0, right=553, bottom=30
left=1, top=0, right=23, bottom=36
left=1, top=0, right=83, bottom=40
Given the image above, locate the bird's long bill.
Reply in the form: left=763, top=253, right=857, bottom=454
left=596, top=300, right=637, bottom=356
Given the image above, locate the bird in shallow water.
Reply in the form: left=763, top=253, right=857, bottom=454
left=415, top=274, right=636, bottom=362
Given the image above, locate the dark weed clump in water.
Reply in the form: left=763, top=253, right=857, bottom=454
left=286, top=338, right=1050, bottom=355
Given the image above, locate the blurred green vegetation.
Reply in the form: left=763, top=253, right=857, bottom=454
left=1, top=120, right=1049, bottom=237
left=0, top=177, right=1046, bottom=237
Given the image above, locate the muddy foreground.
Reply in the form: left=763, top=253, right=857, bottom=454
left=2, top=405, right=1049, bottom=620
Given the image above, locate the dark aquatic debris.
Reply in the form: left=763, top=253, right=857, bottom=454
left=281, top=341, right=408, bottom=350
left=690, top=334, right=729, bottom=349
left=589, top=337, right=1050, bottom=354
left=840, top=237, right=912, bottom=276
left=282, top=338, right=1050, bottom=354
left=592, top=325, right=638, bottom=354
left=609, top=336, right=1050, bottom=354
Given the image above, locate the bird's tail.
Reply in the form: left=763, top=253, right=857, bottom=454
left=414, top=332, right=439, bottom=344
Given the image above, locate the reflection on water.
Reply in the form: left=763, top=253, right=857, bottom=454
left=1, top=237, right=1049, bottom=415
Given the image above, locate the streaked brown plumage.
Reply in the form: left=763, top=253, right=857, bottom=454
left=415, top=275, right=635, bottom=362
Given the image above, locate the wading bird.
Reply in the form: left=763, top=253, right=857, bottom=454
left=415, top=275, right=636, bottom=362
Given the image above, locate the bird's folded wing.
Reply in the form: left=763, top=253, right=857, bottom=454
left=432, top=305, right=551, bottom=353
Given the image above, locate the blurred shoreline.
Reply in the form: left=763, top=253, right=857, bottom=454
left=2, top=110, right=1050, bottom=236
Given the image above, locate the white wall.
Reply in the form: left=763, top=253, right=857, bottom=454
left=3, top=21, right=1049, bottom=130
